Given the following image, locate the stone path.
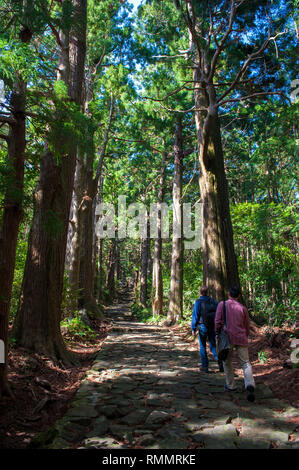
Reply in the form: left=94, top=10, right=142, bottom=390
left=35, top=300, right=299, bottom=449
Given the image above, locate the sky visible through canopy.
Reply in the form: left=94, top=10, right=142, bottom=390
left=130, top=0, right=142, bottom=11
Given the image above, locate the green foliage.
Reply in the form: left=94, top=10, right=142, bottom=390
left=1, top=0, right=298, bottom=338
left=61, top=280, right=81, bottom=320
left=46, top=93, right=93, bottom=163
left=131, top=302, right=154, bottom=323
left=232, top=203, right=298, bottom=325
left=53, top=80, right=68, bottom=99
left=60, top=313, right=97, bottom=341
left=258, top=351, right=269, bottom=364
left=182, top=252, right=203, bottom=318
left=10, top=237, right=28, bottom=321
left=0, top=38, right=39, bottom=85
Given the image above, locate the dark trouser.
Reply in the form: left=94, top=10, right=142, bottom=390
left=198, top=323, right=218, bottom=369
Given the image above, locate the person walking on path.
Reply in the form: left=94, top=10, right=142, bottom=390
left=215, top=286, right=255, bottom=402
left=191, top=286, right=224, bottom=373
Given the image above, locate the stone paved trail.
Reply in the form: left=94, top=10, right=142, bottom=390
left=37, top=299, right=299, bottom=450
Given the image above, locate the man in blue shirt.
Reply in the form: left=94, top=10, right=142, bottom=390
left=191, top=286, right=223, bottom=373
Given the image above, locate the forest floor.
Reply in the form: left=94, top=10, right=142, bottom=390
left=0, top=317, right=111, bottom=449
left=0, top=294, right=298, bottom=449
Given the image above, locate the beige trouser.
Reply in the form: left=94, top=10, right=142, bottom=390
left=223, top=345, right=255, bottom=390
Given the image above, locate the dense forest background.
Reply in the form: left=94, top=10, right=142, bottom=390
left=0, top=0, right=298, bottom=397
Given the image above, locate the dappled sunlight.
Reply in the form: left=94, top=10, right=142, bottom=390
left=39, top=302, right=298, bottom=450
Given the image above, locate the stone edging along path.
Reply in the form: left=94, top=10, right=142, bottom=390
left=31, top=301, right=299, bottom=450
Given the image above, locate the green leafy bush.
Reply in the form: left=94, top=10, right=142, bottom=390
left=231, top=203, right=298, bottom=326
left=131, top=302, right=154, bottom=323
left=258, top=351, right=269, bottom=364
left=60, top=314, right=96, bottom=341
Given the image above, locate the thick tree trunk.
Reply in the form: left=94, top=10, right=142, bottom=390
left=0, top=7, right=33, bottom=395
left=0, top=79, right=27, bottom=396
left=13, top=0, right=87, bottom=362
left=194, top=69, right=240, bottom=302
left=167, top=120, right=184, bottom=324
left=152, top=152, right=166, bottom=318
left=78, top=95, right=113, bottom=312
left=79, top=186, right=98, bottom=311
left=67, top=136, right=97, bottom=314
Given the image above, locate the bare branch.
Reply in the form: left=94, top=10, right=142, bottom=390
left=152, top=53, right=186, bottom=60
left=158, top=104, right=195, bottom=114
left=218, top=91, right=291, bottom=108
left=90, top=45, right=107, bottom=75
left=0, top=114, right=17, bottom=125
left=269, top=31, right=285, bottom=58
left=217, top=30, right=286, bottom=104
left=141, top=84, right=188, bottom=102
left=208, top=0, right=237, bottom=81
left=112, top=136, right=163, bottom=155
left=48, top=21, right=63, bottom=48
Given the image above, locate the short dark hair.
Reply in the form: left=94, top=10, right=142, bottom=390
left=200, top=286, right=209, bottom=296
left=229, top=286, right=241, bottom=298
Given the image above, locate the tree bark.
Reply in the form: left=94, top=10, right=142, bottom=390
left=78, top=94, right=114, bottom=312
left=94, top=176, right=104, bottom=302
left=79, top=183, right=97, bottom=311
left=0, top=5, right=33, bottom=396
left=167, top=119, right=184, bottom=324
left=194, top=69, right=240, bottom=301
left=152, top=152, right=166, bottom=318
left=140, top=219, right=150, bottom=308
left=106, top=239, right=116, bottom=301
left=0, top=78, right=27, bottom=396
left=67, top=152, right=85, bottom=311
left=13, top=0, right=87, bottom=362
left=133, top=270, right=139, bottom=295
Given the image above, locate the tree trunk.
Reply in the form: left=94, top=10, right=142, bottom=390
left=79, top=183, right=98, bottom=311
left=94, top=176, right=104, bottom=302
left=0, top=79, right=27, bottom=396
left=78, top=94, right=114, bottom=312
left=152, top=152, right=166, bottom=318
left=96, top=237, right=104, bottom=302
left=0, top=7, right=33, bottom=395
left=140, top=220, right=150, bottom=308
left=92, top=196, right=98, bottom=288
left=67, top=153, right=85, bottom=311
left=106, top=239, right=116, bottom=301
left=133, top=270, right=139, bottom=295
left=194, top=68, right=240, bottom=302
left=167, top=120, right=184, bottom=324
left=13, top=0, right=87, bottom=362
left=115, top=241, right=121, bottom=281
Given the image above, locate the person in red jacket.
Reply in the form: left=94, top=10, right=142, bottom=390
left=215, top=286, right=255, bottom=402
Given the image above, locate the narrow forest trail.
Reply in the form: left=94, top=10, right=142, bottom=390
left=33, top=297, right=299, bottom=450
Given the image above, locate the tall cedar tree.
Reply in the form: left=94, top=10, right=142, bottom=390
left=173, top=0, right=287, bottom=300
left=13, top=0, right=87, bottom=363
left=0, top=0, right=36, bottom=397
